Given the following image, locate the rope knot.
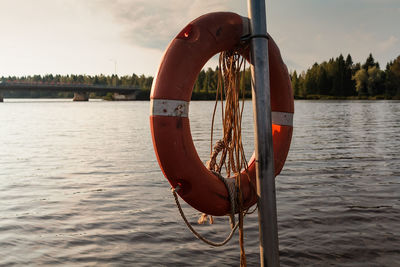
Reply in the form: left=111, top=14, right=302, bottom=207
left=206, top=139, right=225, bottom=171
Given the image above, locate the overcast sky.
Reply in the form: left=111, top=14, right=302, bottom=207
left=0, top=0, right=399, bottom=77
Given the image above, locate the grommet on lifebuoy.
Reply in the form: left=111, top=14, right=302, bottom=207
left=150, top=12, right=294, bottom=216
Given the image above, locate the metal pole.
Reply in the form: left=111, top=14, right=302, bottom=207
left=247, top=0, right=280, bottom=266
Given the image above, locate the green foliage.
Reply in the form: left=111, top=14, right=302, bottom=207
left=193, top=65, right=252, bottom=96
left=194, top=70, right=205, bottom=93
left=352, top=58, right=385, bottom=97
left=291, top=70, right=300, bottom=97
left=353, top=68, right=368, bottom=96
left=293, top=53, right=398, bottom=99
left=367, top=66, right=384, bottom=96
left=385, top=56, right=400, bottom=97
left=362, top=53, right=380, bottom=70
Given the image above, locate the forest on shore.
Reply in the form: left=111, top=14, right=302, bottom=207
left=2, top=53, right=399, bottom=100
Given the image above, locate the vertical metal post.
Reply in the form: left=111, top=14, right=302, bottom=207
left=247, top=0, right=280, bottom=266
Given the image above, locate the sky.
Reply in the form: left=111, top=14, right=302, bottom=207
left=0, top=0, right=399, bottom=77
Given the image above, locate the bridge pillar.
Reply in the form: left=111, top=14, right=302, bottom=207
left=73, top=92, right=89, bottom=101
left=112, top=92, right=136, bottom=100
left=0, top=90, right=3, bottom=102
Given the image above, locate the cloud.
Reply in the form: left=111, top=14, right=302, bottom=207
left=84, top=0, right=399, bottom=73
left=378, top=35, right=398, bottom=52
left=92, top=0, right=230, bottom=50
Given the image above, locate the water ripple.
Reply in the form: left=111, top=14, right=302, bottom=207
left=0, top=100, right=399, bottom=266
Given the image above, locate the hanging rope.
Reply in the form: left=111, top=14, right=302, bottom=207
left=171, top=49, right=253, bottom=266
left=208, top=50, right=250, bottom=267
left=172, top=186, right=239, bottom=247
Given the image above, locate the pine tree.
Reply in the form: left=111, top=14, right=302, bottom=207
left=362, top=53, right=379, bottom=70
left=385, top=56, right=400, bottom=97
left=344, top=54, right=356, bottom=96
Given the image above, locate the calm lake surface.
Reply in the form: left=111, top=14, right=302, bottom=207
left=0, top=99, right=399, bottom=266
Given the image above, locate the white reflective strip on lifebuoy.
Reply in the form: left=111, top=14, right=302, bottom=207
left=150, top=99, right=189, bottom=117
left=271, top=111, right=293, bottom=126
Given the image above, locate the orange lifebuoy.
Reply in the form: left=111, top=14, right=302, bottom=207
left=150, top=12, right=294, bottom=216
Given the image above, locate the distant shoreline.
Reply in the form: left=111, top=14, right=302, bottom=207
left=2, top=95, right=400, bottom=101
left=294, top=94, right=400, bottom=100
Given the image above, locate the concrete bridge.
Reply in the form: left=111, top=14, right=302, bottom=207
left=0, top=81, right=142, bottom=102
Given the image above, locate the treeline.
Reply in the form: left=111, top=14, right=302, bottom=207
left=191, top=67, right=252, bottom=99
left=2, top=53, right=399, bottom=100
left=1, top=74, right=153, bottom=99
left=192, top=53, right=400, bottom=99
left=291, top=53, right=400, bottom=99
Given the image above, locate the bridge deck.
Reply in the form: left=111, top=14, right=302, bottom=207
left=0, top=82, right=140, bottom=93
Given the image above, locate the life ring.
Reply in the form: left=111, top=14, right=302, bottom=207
left=150, top=12, right=294, bottom=216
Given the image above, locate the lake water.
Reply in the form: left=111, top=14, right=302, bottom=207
left=0, top=99, right=399, bottom=266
